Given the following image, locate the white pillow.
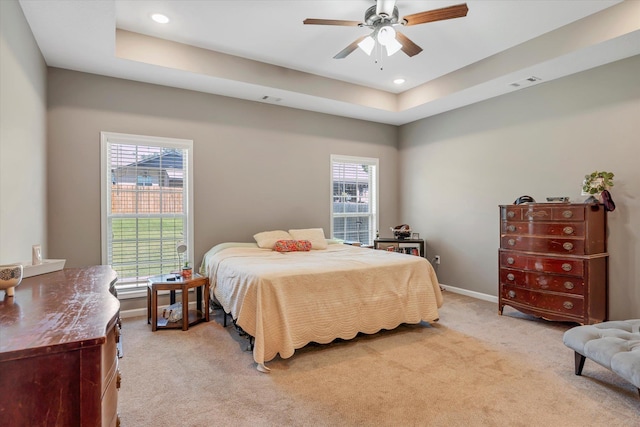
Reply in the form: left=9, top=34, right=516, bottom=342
left=253, top=230, right=293, bottom=249
left=288, top=228, right=328, bottom=250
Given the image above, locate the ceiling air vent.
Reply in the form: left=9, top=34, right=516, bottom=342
left=509, top=76, right=542, bottom=88
left=261, top=96, right=282, bottom=102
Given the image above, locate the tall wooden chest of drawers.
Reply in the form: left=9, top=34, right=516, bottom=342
left=498, top=203, right=608, bottom=324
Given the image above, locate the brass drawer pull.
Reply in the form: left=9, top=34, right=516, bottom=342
left=562, top=210, right=573, bottom=218
left=507, top=257, right=515, bottom=265
left=563, top=226, right=574, bottom=235
left=562, top=263, right=572, bottom=272
left=508, top=290, right=516, bottom=298
left=563, top=242, right=574, bottom=251
left=508, top=239, right=516, bottom=246
left=507, top=225, right=516, bottom=232
left=507, top=273, right=515, bottom=281
left=564, top=281, right=575, bottom=290
left=507, top=211, right=515, bottom=218
left=563, top=301, right=574, bottom=309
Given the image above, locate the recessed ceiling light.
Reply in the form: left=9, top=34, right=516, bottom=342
left=393, top=78, right=406, bottom=85
left=151, top=13, right=170, bottom=24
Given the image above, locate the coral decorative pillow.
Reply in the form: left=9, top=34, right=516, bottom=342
left=253, top=230, right=293, bottom=249
left=273, top=240, right=312, bottom=252
left=288, top=228, right=328, bottom=250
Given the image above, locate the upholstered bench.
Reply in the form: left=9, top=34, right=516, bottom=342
left=563, top=320, right=640, bottom=397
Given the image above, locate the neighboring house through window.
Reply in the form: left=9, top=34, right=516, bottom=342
left=101, top=132, right=194, bottom=292
left=331, top=155, right=378, bottom=245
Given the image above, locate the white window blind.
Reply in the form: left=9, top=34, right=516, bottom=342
left=330, top=155, right=378, bottom=245
left=101, top=132, right=194, bottom=291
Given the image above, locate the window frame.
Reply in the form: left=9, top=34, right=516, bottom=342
left=100, top=132, right=194, bottom=293
left=330, top=154, right=379, bottom=246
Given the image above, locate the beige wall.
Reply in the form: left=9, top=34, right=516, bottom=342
left=399, top=55, right=640, bottom=319
left=46, top=68, right=399, bottom=270
left=0, top=0, right=47, bottom=264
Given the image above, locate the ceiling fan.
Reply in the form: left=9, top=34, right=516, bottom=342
left=304, top=1, right=468, bottom=59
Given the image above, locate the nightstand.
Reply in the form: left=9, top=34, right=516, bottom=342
left=147, top=273, right=210, bottom=331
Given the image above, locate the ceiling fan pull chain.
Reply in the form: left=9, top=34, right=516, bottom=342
left=375, top=42, right=383, bottom=70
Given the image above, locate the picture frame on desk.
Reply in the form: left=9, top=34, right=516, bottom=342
left=411, top=232, right=419, bottom=239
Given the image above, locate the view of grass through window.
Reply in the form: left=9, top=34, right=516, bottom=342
left=111, top=218, right=184, bottom=287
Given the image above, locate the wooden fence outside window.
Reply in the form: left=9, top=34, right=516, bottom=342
left=110, top=185, right=183, bottom=214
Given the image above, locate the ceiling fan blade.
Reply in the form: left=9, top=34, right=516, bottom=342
left=333, top=36, right=368, bottom=59
left=303, top=18, right=362, bottom=26
left=402, top=3, right=468, bottom=26
left=395, top=32, right=423, bottom=57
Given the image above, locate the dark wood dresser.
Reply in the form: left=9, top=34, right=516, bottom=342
left=0, top=266, right=121, bottom=426
left=498, top=203, right=608, bottom=324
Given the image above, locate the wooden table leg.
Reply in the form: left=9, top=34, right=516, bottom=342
left=204, top=280, right=210, bottom=322
left=147, top=286, right=151, bottom=324
left=196, top=286, right=202, bottom=314
left=182, top=285, right=189, bottom=331
left=151, top=286, right=158, bottom=332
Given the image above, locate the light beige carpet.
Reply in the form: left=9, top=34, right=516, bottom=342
left=118, top=291, right=638, bottom=426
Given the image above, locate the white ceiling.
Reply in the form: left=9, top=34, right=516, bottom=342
left=18, top=0, right=640, bottom=125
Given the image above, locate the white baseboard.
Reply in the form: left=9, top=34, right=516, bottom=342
left=121, top=307, right=147, bottom=319
left=440, top=283, right=498, bottom=304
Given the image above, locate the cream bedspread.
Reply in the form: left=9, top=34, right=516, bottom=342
left=201, top=243, right=443, bottom=366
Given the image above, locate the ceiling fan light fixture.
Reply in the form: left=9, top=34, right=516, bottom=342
left=357, top=36, right=376, bottom=56
left=377, top=25, right=396, bottom=46
left=385, top=37, right=402, bottom=56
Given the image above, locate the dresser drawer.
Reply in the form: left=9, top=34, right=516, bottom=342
left=499, top=251, right=584, bottom=277
left=102, top=363, right=120, bottom=427
left=501, top=205, right=585, bottom=222
left=101, top=322, right=118, bottom=392
left=501, top=221, right=584, bottom=237
left=525, top=206, right=585, bottom=221
left=500, top=235, right=585, bottom=254
left=500, top=268, right=584, bottom=295
left=501, top=284, right=584, bottom=317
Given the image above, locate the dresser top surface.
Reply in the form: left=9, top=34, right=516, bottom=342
left=0, top=266, right=119, bottom=359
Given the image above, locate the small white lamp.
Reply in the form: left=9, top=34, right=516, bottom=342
left=176, top=241, right=187, bottom=270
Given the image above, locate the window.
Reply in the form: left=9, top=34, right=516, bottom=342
left=330, top=155, right=378, bottom=245
left=101, top=132, right=194, bottom=292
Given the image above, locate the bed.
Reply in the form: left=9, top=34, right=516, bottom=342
left=200, top=240, right=443, bottom=371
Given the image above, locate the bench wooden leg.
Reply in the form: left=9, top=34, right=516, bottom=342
left=574, top=351, right=586, bottom=376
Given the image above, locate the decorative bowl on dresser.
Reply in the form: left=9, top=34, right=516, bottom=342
left=498, top=202, right=608, bottom=325
left=0, top=266, right=121, bottom=426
